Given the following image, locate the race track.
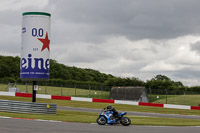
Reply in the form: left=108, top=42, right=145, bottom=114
left=0, top=117, right=199, bottom=133
left=58, top=106, right=200, bottom=119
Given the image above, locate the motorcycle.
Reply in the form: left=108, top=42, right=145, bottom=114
left=96, top=109, right=131, bottom=126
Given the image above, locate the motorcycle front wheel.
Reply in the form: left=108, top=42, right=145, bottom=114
left=120, top=117, right=131, bottom=126
left=97, top=116, right=107, bottom=125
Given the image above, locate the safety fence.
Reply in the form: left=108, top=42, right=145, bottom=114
left=1, top=83, right=200, bottom=106
left=147, top=89, right=200, bottom=106
left=0, top=91, right=200, bottom=111
left=0, top=83, right=111, bottom=99
left=0, top=99, right=57, bottom=114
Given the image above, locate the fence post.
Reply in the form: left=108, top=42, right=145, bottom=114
left=68, top=86, right=69, bottom=96
left=61, top=83, right=63, bottom=96
left=74, top=84, right=76, bottom=97
left=101, top=86, right=103, bottom=98
left=117, top=87, right=119, bottom=100
left=109, top=86, right=111, bottom=99
left=89, top=85, right=91, bottom=97
left=165, top=89, right=168, bottom=104
left=183, top=90, right=185, bottom=105
left=125, top=88, right=126, bottom=100
left=45, top=82, right=47, bottom=94
left=7, top=82, right=9, bottom=91
left=175, top=92, right=176, bottom=104
left=26, top=82, right=28, bottom=93
left=149, top=88, right=151, bottom=103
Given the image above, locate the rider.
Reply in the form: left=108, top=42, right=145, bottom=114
left=106, top=105, right=118, bottom=118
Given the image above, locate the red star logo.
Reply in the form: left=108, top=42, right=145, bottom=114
left=38, top=32, right=50, bottom=51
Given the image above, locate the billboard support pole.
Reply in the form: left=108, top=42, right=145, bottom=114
left=32, top=81, right=37, bottom=102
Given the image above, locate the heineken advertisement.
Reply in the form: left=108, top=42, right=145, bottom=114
left=20, top=12, right=51, bottom=81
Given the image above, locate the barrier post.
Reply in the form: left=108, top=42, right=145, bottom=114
left=32, top=81, right=37, bottom=102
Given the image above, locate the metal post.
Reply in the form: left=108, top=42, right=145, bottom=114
left=125, top=88, right=126, bottom=100
left=89, top=85, right=91, bottom=97
left=165, top=89, right=168, bottom=104
left=75, top=84, right=76, bottom=96
left=32, top=81, right=37, bottom=102
left=7, top=82, right=9, bottom=91
left=101, top=86, right=103, bottom=98
left=45, top=82, right=47, bottom=94
left=61, top=84, right=63, bottom=96
left=26, top=82, right=28, bottom=93
left=117, top=87, right=119, bottom=99
left=183, top=90, right=185, bottom=105
left=175, top=92, right=177, bottom=104
left=149, top=88, right=151, bottom=103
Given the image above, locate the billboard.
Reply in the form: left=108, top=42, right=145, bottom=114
left=20, top=12, right=51, bottom=81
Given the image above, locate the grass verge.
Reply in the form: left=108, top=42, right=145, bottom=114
left=149, top=94, right=200, bottom=106
left=0, top=96, right=200, bottom=116
left=0, top=84, right=110, bottom=99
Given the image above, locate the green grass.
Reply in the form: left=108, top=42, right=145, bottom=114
left=0, top=110, right=200, bottom=126
left=133, top=116, right=200, bottom=126
left=0, top=84, right=8, bottom=91
left=1, top=96, right=200, bottom=126
left=149, top=94, right=200, bottom=106
left=0, top=83, right=109, bottom=99
left=0, top=110, right=97, bottom=123
left=1, top=96, right=200, bottom=116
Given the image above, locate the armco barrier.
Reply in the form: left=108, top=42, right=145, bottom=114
left=36, top=94, right=51, bottom=99
left=93, top=98, right=114, bottom=103
left=71, top=97, right=93, bottom=102
left=139, top=102, right=164, bottom=108
left=52, top=95, right=71, bottom=100
left=0, top=91, right=200, bottom=110
left=115, top=100, right=139, bottom=105
left=0, top=92, right=15, bottom=96
left=0, top=99, right=57, bottom=114
left=164, top=104, right=190, bottom=110
left=191, top=106, right=200, bottom=110
left=16, top=92, right=32, bottom=98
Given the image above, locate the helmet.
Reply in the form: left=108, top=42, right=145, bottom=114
left=107, top=105, right=113, bottom=110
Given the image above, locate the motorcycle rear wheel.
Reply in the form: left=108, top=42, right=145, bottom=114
left=97, top=116, right=107, bottom=125
left=120, top=117, right=131, bottom=126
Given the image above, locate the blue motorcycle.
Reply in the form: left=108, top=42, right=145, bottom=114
left=97, top=109, right=131, bottom=126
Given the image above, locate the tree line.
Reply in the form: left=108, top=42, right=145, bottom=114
left=0, top=55, right=200, bottom=92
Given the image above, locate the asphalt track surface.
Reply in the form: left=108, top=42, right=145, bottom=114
left=0, top=117, right=200, bottom=133
left=1, top=106, right=200, bottom=133
left=58, top=106, right=200, bottom=119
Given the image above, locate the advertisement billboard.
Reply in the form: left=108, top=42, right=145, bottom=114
left=20, top=12, right=51, bottom=81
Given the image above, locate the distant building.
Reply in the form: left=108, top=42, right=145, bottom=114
left=109, top=86, right=148, bottom=102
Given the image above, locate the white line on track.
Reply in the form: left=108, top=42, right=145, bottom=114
left=0, top=116, right=62, bottom=123
left=0, top=116, right=11, bottom=119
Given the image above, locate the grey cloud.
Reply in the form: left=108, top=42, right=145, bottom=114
left=52, top=42, right=114, bottom=64
left=0, top=11, right=21, bottom=26
left=49, top=0, right=200, bottom=42
left=0, top=23, right=20, bottom=55
left=175, top=70, right=197, bottom=79
left=172, top=68, right=200, bottom=82
left=190, top=41, right=200, bottom=54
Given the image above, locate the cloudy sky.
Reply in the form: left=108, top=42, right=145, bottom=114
left=1, top=0, right=200, bottom=86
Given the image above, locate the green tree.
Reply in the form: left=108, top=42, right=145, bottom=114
left=146, top=74, right=185, bottom=94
